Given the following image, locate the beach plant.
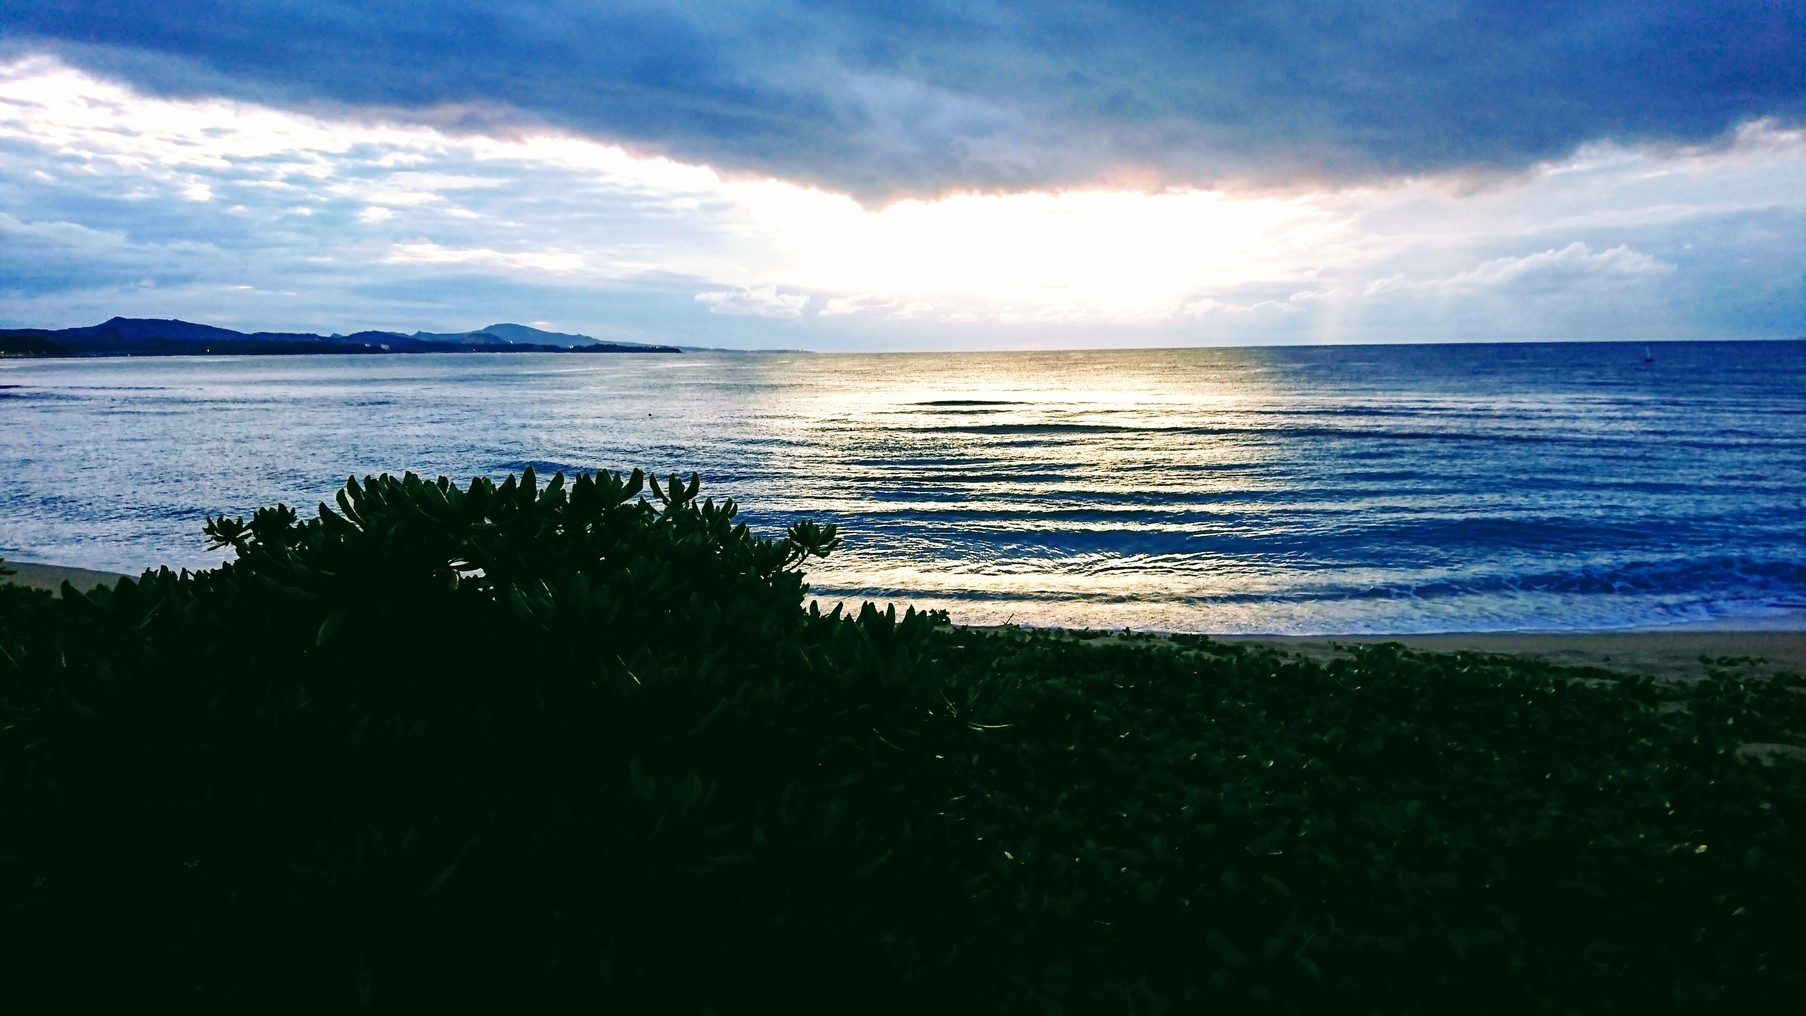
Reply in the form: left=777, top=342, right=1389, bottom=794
left=921, top=634, right=1806, bottom=1012
left=0, top=470, right=982, bottom=1010
left=3, top=472, right=1805, bottom=1013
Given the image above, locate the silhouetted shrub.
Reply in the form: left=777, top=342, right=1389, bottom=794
left=4, top=473, right=1804, bottom=1013
left=0, top=471, right=982, bottom=1010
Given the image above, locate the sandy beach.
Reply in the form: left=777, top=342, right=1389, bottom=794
left=1, top=559, right=133, bottom=595
left=6, top=559, right=1802, bottom=681
left=1217, top=628, right=1806, bottom=683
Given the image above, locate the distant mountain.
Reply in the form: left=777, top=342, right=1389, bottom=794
left=410, top=328, right=495, bottom=344
left=0, top=318, right=373, bottom=357
left=411, top=322, right=676, bottom=350
left=476, top=323, right=607, bottom=346
left=0, top=318, right=681, bottom=357
left=86, top=317, right=257, bottom=343
left=0, top=332, right=68, bottom=357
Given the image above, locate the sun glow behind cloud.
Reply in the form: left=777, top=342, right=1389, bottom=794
left=2, top=54, right=1802, bottom=347
left=0, top=55, right=1340, bottom=322
left=738, top=187, right=1348, bottom=321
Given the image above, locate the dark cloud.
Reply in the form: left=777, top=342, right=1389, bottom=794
left=3, top=2, right=1800, bottom=198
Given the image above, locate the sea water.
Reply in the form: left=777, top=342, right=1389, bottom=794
left=3, top=341, right=1802, bottom=634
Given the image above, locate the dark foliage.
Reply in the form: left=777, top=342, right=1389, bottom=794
left=933, top=631, right=1806, bottom=1013
left=0, top=332, right=69, bottom=356
left=3, top=473, right=1804, bottom=1013
left=0, top=471, right=976, bottom=1011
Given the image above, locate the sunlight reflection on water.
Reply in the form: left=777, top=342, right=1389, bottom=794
left=3, top=341, right=1803, bottom=633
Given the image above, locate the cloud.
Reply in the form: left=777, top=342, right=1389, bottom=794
left=2, top=57, right=1802, bottom=346
left=694, top=285, right=809, bottom=318
left=3, top=3, right=1799, bottom=199
left=1443, top=243, right=1676, bottom=292
left=1182, top=296, right=1307, bottom=318
left=1362, top=243, right=1676, bottom=299
left=819, top=293, right=898, bottom=317
left=385, top=241, right=586, bottom=274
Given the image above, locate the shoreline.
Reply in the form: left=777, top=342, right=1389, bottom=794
left=1211, top=629, right=1806, bottom=682
left=958, top=624, right=1805, bottom=683
left=6, top=559, right=1802, bottom=681
left=1, top=560, right=135, bottom=594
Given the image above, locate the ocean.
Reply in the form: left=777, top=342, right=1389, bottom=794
left=3, top=340, right=1802, bottom=634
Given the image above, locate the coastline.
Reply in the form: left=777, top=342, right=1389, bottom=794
left=1, top=560, right=134, bottom=594
left=1212, top=628, right=1806, bottom=683
left=6, top=559, right=1802, bottom=681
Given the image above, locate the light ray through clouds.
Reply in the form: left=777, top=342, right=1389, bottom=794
left=1, top=55, right=1802, bottom=348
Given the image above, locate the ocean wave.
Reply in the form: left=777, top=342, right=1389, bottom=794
left=5, top=342, right=1802, bottom=633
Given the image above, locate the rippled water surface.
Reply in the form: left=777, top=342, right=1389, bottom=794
left=4, top=341, right=1803, bottom=633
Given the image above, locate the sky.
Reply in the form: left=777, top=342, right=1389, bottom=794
left=0, top=2, right=1801, bottom=350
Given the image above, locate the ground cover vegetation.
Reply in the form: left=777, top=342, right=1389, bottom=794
left=2, top=471, right=1803, bottom=1012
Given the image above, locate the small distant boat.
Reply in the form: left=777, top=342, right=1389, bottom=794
left=1643, top=345, right=1654, bottom=363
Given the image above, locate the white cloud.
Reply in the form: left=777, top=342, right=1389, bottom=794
left=1182, top=296, right=1304, bottom=317
left=1365, top=243, right=1675, bottom=298
left=819, top=293, right=898, bottom=317
left=695, top=285, right=810, bottom=318
left=0, top=211, right=126, bottom=249
left=385, top=241, right=586, bottom=274
left=1363, top=275, right=1407, bottom=297
left=0, top=54, right=1802, bottom=346
left=1445, top=242, right=1674, bottom=290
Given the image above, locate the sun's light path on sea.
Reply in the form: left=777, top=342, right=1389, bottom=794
left=7, top=342, right=1803, bottom=634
